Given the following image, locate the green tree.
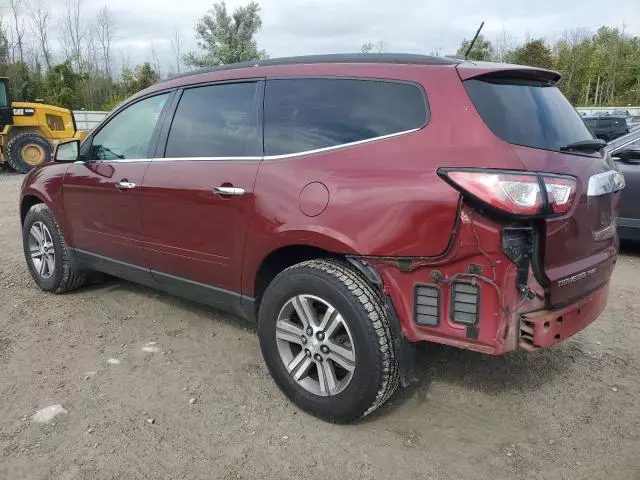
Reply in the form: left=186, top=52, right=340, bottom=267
left=185, top=1, right=267, bottom=67
left=361, top=41, right=385, bottom=53
left=134, top=62, right=160, bottom=90
left=513, top=39, right=553, bottom=69
left=43, top=62, right=80, bottom=109
left=456, top=35, right=494, bottom=61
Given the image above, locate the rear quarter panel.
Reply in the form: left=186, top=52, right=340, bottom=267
left=242, top=65, right=526, bottom=296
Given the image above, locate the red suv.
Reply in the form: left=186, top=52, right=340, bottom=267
left=20, top=54, right=624, bottom=422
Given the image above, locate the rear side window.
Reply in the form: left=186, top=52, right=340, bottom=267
left=165, top=82, right=260, bottom=158
left=464, top=77, right=594, bottom=152
left=264, top=78, right=428, bottom=156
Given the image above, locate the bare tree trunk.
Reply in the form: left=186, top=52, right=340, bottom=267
left=608, top=25, right=624, bottom=105
left=60, top=0, right=87, bottom=71
left=171, top=22, right=183, bottom=74
left=95, top=6, right=116, bottom=81
left=585, top=76, right=591, bottom=106
left=150, top=42, right=162, bottom=78
left=27, top=0, right=52, bottom=70
left=595, top=76, right=601, bottom=106
left=10, top=0, right=24, bottom=63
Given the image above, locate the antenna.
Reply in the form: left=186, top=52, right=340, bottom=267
left=464, top=21, right=485, bottom=59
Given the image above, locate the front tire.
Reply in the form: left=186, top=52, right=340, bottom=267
left=258, top=259, right=399, bottom=423
left=22, top=204, right=86, bottom=293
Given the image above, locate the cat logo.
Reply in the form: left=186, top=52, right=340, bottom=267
left=12, top=107, right=35, bottom=116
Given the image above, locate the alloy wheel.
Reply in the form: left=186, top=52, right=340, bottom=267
left=28, top=221, right=55, bottom=279
left=276, top=294, right=356, bottom=396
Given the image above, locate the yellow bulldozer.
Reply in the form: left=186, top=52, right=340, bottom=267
left=0, top=77, right=86, bottom=173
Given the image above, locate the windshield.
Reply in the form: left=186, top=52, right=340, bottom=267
left=464, top=77, right=594, bottom=152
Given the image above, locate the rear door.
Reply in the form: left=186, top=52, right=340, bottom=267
left=142, top=81, right=262, bottom=307
left=63, top=92, right=171, bottom=267
left=462, top=72, right=620, bottom=306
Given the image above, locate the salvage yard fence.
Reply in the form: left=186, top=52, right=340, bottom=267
left=72, top=110, right=109, bottom=131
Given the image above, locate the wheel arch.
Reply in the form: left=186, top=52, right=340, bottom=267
left=20, top=175, right=71, bottom=246
left=20, top=193, right=45, bottom=225
left=251, top=244, right=341, bottom=317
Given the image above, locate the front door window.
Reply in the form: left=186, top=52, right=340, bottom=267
left=89, top=94, right=169, bottom=161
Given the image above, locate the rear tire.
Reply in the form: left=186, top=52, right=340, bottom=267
left=22, top=204, right=86, bottom=293
left=7, top=132, right=53, bottom=173
left=258, top=259, right=399, bottom=423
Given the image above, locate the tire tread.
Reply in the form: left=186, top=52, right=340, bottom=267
left=24, top=203, right=86, bottom=293
left=278, top=259, right=399, bottom=420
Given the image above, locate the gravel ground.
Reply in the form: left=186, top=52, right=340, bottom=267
left=1, top=170, right=639, bottom=480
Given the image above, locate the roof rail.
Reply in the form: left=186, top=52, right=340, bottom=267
left=160, top=53, right=461, bottom=83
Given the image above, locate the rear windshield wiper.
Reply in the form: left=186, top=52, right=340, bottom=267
left=559, top=139, right=606, bottom=153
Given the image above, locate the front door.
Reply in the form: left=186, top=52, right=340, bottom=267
left=142, top=81, right=262, bottom=305
left=63, top=92, right=171, bottom=267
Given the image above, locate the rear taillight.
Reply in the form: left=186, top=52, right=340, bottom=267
left=542, top=176, right=576, bottom=214
left=438, top=169, right=576, bottom=218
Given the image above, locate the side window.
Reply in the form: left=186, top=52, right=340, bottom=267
left=164, top=82, right=259, bottom=158
left=264, top=78, right=428, bottom=156
left=89, top=93, right=169, bottom=161
left=598, top=118, right=612, bottom=129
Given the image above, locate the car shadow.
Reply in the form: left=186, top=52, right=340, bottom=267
left=78, top=275, right=581, bottom=420
left=363, top=339, right=583, bottom=422
left=620, top=239, right=640, bottom=257
left=78, top=275, right=257, bottom=332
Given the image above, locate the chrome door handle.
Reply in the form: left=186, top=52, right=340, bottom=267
left=213, top=186, right=245, bottom=196
left=115, top=180, right=136, bottom=190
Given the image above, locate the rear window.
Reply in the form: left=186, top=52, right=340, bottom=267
left=264, top=78, right=428, bottom=156
left=583, top=118, right=597, bottom=129
left=464, top=77, right=594, bottom=151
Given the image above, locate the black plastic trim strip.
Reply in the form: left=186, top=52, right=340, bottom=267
left=72, top=249, right=255, bottom=321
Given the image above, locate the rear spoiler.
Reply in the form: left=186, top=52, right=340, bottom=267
left=455, top=61, right=562, bottom=85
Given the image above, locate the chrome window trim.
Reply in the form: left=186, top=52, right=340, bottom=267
left=154, top=156, right=262, bottom=162
left=75, top=127, right=421, bottom=163
left=75, top=158, right=154, bottom=164
left=587, top=170, right=626, bottom=197
left=262, top=127, right=420, bottom=159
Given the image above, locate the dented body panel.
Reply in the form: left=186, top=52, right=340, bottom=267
left=19, top=56, right=617, bottom=356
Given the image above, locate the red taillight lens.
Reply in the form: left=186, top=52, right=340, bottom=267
left=542, top=176, right=576, bottom=214
left=440, top=169, right=576, bottom=217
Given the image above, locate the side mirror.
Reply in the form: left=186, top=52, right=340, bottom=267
left=53, top=140, right=80, bottom=163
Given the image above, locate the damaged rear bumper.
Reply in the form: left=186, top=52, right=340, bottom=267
left=519, top=282, right=609, bottom=351
left=354, top=203, right=612, bottom=356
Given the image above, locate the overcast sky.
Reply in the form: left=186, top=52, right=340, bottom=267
left=33, top=0, right=640, bottom=74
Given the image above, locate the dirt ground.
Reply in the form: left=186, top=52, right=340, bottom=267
left=0, top=170, right=639, bottom=480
